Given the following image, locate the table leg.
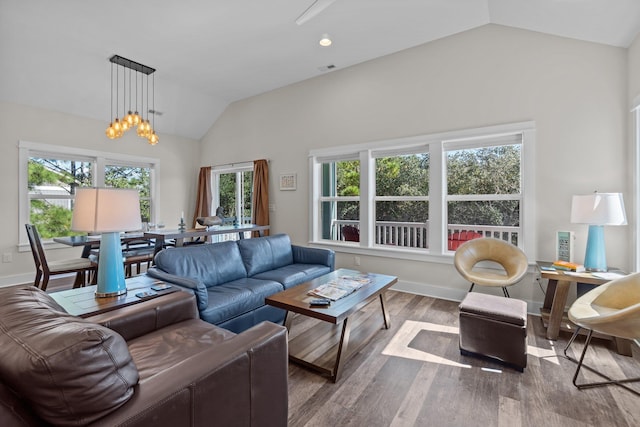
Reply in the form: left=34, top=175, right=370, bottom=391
left=547, top=279, right=571, bottom=340
left=152, top=237, right=164, bottom=257
left=614, top=337, right=633, bottom=357
left=283, top=311, right=293, bottom=331
left=80, top=244, right=95, bottom=258
left=379, top=293, right=390, bottom=329
left=543, top=278, right=557, bottom=309
left=332, top=317, right=352, bottom=383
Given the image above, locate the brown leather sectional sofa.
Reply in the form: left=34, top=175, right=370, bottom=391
left=0, top=286, right=288, bottom=426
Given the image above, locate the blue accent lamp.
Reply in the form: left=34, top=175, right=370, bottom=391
left=71, top=188, right=141, bottom=297
left=570, top=192, right=627, bottom=272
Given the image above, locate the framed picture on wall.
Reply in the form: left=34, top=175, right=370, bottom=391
left=279, top=173, right=297, bottom=191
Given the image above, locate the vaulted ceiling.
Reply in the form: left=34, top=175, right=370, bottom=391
left=2, top=0, right=639, bottom=140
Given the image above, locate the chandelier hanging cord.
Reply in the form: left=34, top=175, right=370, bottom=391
left=110, top=62, right=113, bottom=123
left=105, top=54, right=157, bottom=143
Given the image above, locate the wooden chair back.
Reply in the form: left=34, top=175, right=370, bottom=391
left=26, top=224, right=49, bottom=270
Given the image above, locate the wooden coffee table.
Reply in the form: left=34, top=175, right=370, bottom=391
left=265, top=268, right=397, bottom=382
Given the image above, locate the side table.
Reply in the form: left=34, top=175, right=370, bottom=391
left=50, top=274, right=177, bottom=318
left=536, top=261, right=632, bottom=355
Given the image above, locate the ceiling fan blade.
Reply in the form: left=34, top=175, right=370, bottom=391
left=295, top=0, right=339, bottom=25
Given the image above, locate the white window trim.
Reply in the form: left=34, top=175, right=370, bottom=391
left=211, top=162, right=253, bottom=223
left=18, top=140, right=160, bottom=250
left=308, top=121, right=536, bottom=263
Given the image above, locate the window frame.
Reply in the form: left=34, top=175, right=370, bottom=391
left=18, top=140, right=160, bottom=249
left=444, top=132, right=524, bottom=247
left=210, top=161, right=254, bottom=226
left=372, top=148, right=430, bottom=249
left=309, top=121, right=536, bottom=262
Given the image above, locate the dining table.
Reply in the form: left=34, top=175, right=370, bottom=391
left=143, top=224, right=270, bottom=256
left=54, top=224, right=270, bottom=260
left=53, top=232, right=148, bottom=258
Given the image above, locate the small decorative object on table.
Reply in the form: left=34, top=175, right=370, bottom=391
left=551, top=260, right=585, bottom=272
left=178, top=211, right=186, bottom=231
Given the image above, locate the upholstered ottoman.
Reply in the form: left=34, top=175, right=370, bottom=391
left=459, top=292, right=528, bottom=371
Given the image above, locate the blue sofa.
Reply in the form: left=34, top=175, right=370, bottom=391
left=147, top=234, right=335, bottom=333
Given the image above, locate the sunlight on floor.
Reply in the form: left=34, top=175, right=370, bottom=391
left=382, top=320, right=472, bottom=368
left=382, top=319, right=560, bottom=368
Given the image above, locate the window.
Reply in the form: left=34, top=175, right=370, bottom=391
left=319, top=158, right=360, bottom=241
left=309, top=122, right=535, bottom=259
left=28, top=156, right=93, bottom=238
left=19, top=141, right=159, bottom=245
left=374, top=150, right=429, bottom=248
left=211, top=162, right=254, bottom=240
left=105, top=163, right=153, bottom=222
left=445, top=134, right=522, bottom=246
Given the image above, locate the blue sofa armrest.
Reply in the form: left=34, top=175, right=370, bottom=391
left=291, top=245, right=335, bottom=270
left=146, top=268, right=208, bottom=311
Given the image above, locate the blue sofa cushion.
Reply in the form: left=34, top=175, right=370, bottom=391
left=253, top=264, right=332, bottom=289
left=199, top=278, right=283, bottom=325
left=154, top=241, right=247, bottom=288
left=237, top=234, right=294, bottom=277
left=146, top=269, right=209, bottom=311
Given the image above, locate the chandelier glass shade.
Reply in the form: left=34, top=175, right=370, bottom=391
left=105, top=55, right=159, bottom=145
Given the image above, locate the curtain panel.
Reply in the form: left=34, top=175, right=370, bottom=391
left=192, top=166, right=212, bottom=228
left=252, top=159, right=269, bottom=236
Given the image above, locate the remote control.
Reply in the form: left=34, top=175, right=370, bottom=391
left=135, top=290, right=157, bottom=299
left=151, top=283, right=171, bottom=291
left=310, top=298, right=331, bottom=306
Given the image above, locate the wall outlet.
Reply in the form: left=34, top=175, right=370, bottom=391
left=354, top=256, right=361, bottom=266
left=2, top=252, right=12, bottom=263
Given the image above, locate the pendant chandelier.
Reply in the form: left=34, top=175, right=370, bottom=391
left=105, top=55, right=159, bottom=145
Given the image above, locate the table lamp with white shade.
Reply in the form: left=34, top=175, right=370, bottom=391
left=71, top=188, right=142, bottom=297
left=570, top=192, right=627, bottom=272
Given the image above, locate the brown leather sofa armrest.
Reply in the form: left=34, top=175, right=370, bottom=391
left=90, top=321, right=289, bottom=427
left=86, top=292, right=199, bottom=341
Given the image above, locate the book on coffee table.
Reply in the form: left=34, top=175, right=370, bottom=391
left=308, top=275, right=372, bottom=301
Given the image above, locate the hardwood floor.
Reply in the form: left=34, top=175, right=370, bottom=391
left=31, top=276, right=640, bottom=426
left=286, top=290, right=640, bottom=427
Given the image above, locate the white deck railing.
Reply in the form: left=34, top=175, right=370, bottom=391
left=332, top=220, right=520, bottom=249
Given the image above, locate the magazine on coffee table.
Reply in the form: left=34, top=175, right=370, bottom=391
left=309, top=275, right=372, bottom=301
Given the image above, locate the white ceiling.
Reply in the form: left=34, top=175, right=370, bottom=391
left=1, top=0, right=640, bottom=140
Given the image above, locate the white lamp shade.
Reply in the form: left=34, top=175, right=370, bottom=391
left=72, top=188, right=142, bottom=233
left=570, top=193, right=627, bottom=225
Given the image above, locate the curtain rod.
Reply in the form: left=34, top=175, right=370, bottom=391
left=208, top=159, right=270, bottom=168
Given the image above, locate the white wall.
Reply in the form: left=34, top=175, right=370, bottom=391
left=0, top=102, right=200, bottom=285
left=200, top=24, right=630, bottom=309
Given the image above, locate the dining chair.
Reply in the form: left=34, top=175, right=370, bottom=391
left=563, top=272, right=640, bottom=396
left=121, top=238, right=156, bottom=277
left=25, top=224, right=97, bottom=291
left=453, top=237, right=528, bottom=298
left=88, top=238, right=156, bottom=278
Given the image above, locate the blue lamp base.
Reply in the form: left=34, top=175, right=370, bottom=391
left=584, top=225, right=607, bottom=272
left=95, top=231, right=127, bottom=297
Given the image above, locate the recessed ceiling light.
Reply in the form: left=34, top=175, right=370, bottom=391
left=319, top=34, right=332, bottom=47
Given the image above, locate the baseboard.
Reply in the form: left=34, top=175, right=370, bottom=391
left=0, top=273, right=34, bottom=288
left=0, top=273, right=77, bottom=289
left=391, top=279, right=543, bottom=316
